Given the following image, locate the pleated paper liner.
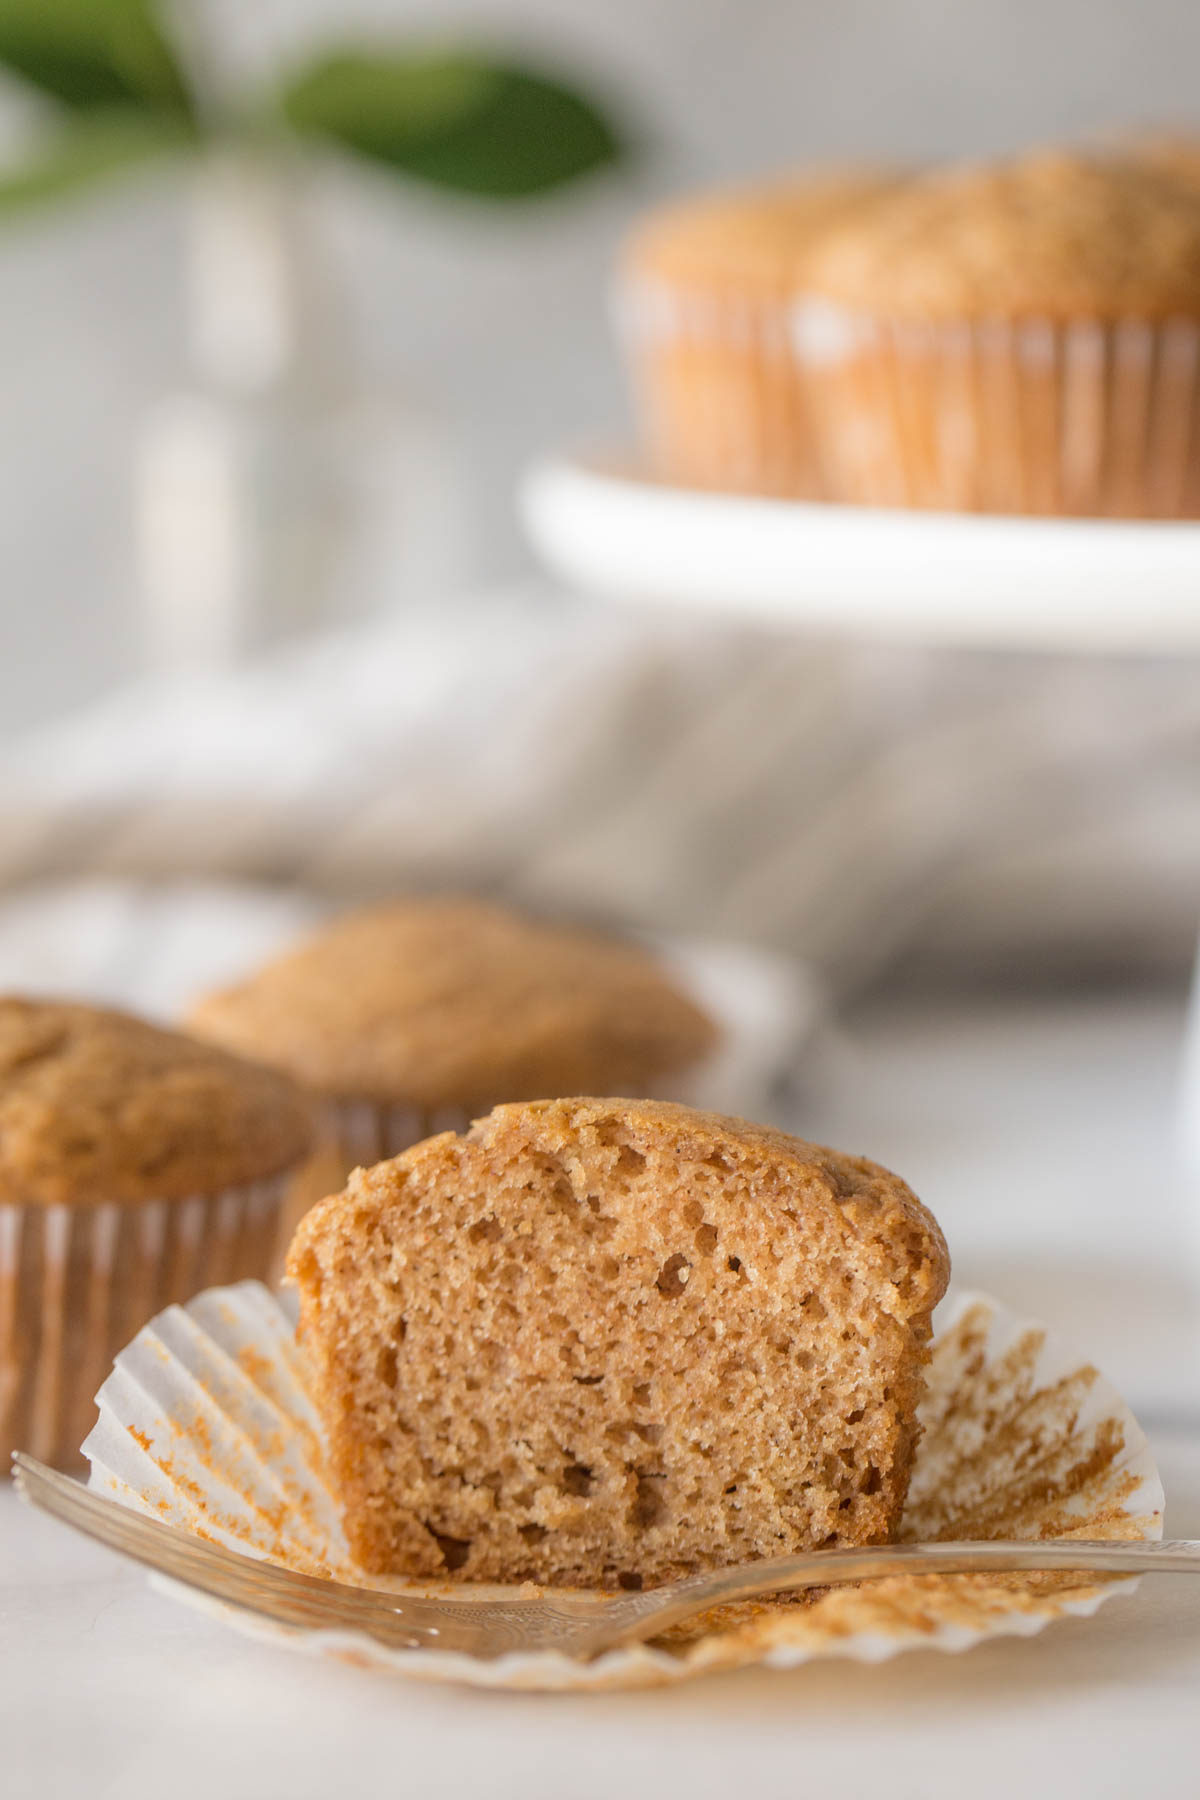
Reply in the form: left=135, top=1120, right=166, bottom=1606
left=793, top=302, right=1200, bottom=515
left=616, top=274, right=828, bottom=499
left=81, top=1284, right=1162, bottom=1691
left=0, top=1176, right=289, bottom=1470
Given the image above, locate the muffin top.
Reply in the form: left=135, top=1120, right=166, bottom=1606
left=188, top=898, right=718, bottom=1110
left=803, top=150, right=1200, bottom=320
left=1125, top=132, right=1200, bottom=189
left=622, top=168, right=901, bottom=296
left=0, top=997, right=312, bottom=1207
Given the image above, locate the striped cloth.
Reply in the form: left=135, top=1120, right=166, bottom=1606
left=0, top=586, right=1196, bottom=993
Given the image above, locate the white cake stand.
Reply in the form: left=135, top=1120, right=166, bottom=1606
left=520, top=447, right=1200, bottom=1177
left=520, top=450, right=1200, bottom=654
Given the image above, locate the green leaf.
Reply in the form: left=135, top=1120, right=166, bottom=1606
left=0, top=0, right=194, bottom=118
left=0, top=108, right=188, bottom=210
left=281, top=50, right=624, bottom=198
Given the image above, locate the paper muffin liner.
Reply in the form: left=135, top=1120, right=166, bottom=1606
left=616, top=274, right=827, bottom=498
left=82, top=1282, right=1162, bottom=1691
left=0, top=1175, right=289, bottom=1470
left=321, top=1097, right=472, bottom=1170
left=794, top=301, right=1200, bottom=516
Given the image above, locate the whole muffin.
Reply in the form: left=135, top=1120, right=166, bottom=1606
left=616, top=169, right=900, bottom=498
left=188, top=897, right=717, bottom=1185
left=0, top=997, right=311, bottom=1467
left=796, top=149, right=1200, bottom=515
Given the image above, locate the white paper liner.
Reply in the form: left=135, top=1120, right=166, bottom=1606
left=0, top=1176, right=288, bottom=1469
left=793, top=302, right=1200, bottom=515
left=615, top=272, right=825, bottom=498
left=82, top=1283, right=1162, bottom=1691
left=321, top=1098, right=472, bottom=1171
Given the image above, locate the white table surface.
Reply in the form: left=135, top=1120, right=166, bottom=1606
left=4, top=984, right=1200, bottom=1800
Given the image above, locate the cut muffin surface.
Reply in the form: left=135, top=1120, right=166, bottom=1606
left=290, top=1099, right=949, bottom=1589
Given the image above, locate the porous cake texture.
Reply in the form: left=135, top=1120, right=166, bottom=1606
left=289, top=1098, right=949, bottom=1589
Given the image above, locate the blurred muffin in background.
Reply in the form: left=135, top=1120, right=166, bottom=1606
left=188, top=897, right=718, bottom=1207
left=796, top=148, right=1200, bottom=516
left=616, top=169, right=901, bottom=498
left=0, top=998, right=310, bottom=1467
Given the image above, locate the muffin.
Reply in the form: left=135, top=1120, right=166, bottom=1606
left=616, top=169, right=900, bottom=498
left=288, top=1097, right=950, bottom=1586
left=796, top=148, right=1200, bottom=516
left=0, top=997, right=311, bottom=1467
left=188, top=898, right=717, bottom=1189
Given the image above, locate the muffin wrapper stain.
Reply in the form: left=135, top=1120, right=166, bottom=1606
left=0, top=1176, right=290, bottom=1470
left=81, top=1284, right=1162, bottom=1691
left=793, top=302, right=1200, bottom=516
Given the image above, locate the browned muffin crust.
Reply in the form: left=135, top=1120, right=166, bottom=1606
left=622, top=168, right=902, bottom=294
left=289, top=1097, right=950, bottom=1588
left=188, top=899, right=717, bottom=1110
left=0, top=997, right=312, bottom=1207
left=804, top=149, right=1200, bottom=320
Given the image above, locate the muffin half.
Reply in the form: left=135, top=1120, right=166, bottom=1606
left=288, top=1097, right=950, bottom=1587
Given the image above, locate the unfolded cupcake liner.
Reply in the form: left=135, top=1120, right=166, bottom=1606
left=82, top=1282, right=1162, bottom=1691
left=616, top=274, right=826, bottom=498
left=0, top=1175, right=288, bottom=1470
left=793, top=300, right=1200, bottom=516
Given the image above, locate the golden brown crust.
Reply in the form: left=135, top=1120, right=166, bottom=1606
left=189, top=900, right=717, bottom=1109
left=0, top=997, right=312, bottom=1207
left=622, top=168, right=902, bottom=295
left=804, top=149, right=1200, bottom=320
left=289, top=1097, right=949, bottom=1587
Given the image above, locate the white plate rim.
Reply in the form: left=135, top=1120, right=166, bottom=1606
left=520, top=449, right=1200, bottom=655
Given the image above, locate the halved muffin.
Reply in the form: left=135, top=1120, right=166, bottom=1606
left=288, top=1097, right=949, bottom=1588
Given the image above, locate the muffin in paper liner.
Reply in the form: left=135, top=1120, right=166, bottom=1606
left=0, top=1178, right=288, bottom=1471
left=80, top=1282, right=1162, bottom=1692
left=614, top=173, right=900, bottom=501
left=793, top=304, right=1200, bottom=517
left=616, top=274, right=824, bottom=499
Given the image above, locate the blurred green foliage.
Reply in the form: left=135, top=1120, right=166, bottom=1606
left=0, top=0, right=626, bottom=208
